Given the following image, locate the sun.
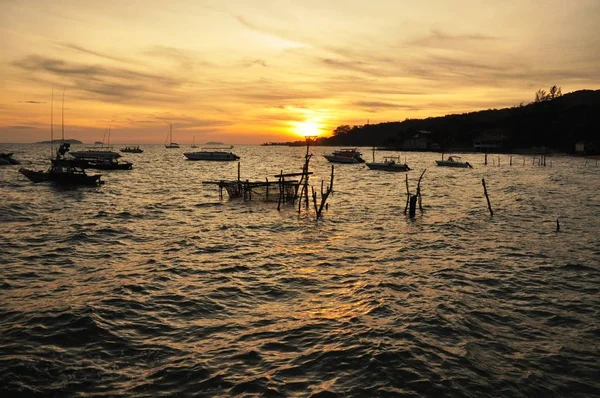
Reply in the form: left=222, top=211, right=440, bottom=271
left=292, top=119, right=322, bottom=138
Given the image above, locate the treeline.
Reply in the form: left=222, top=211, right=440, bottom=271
left=274, top=89, right=600, bottom=153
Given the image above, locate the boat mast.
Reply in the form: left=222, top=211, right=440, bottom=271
left=170, top=124, right=172, bottom=144
left=50, top=86, right=54, bottom=158
left=61, top=88, right=65, bottom=141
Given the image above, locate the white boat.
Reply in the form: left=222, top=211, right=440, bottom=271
left=184, top=147, right=240, bottom=161
left=435, top=155, right=472, bottom=168
left=366, top=156, right=410, bottom=172
left=323, top=148, right=365, bottom=164
left=165, top=124, right=180, bottom=148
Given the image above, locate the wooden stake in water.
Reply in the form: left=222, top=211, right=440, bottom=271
left=482, top=178, right=493, bottom=217
left=556, top=219, right=560, bottom=232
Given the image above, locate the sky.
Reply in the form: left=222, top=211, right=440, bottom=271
left=1, top=0, right=599, bottom=144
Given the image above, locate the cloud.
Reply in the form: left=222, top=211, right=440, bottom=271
left=353, top=101, right=420, bottom=111
left=11, top=55, right=189, bottom=104
left=59, top=42, right=133, bottom=64
left=8, top=125, right=40, bottom=129
left=407, top=29, right=497, bottom=49
left=18, top=101, right=45, bottom=104
left=142, top=45, right=214, bottom=70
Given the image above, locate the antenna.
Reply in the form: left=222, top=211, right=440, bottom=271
left=50, top=86, right=54, bottom=158
left=61, top=87, right=65, bottom=141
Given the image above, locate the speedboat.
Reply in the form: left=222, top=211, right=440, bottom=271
left=70, top=148, right=121, bottom=160
left=435, top=156, right=472, bottom=168
left=184, top=148, right=240, bottom=161
left=323, top=148, right=365, bottom=163
left=366, top=157, right=410, bottom=172
left=80, top=157, right=133, bottom=170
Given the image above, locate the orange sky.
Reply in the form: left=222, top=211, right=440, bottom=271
left=1, top=0, right=599, bottom=144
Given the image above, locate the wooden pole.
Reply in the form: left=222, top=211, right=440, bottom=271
left=277, top=171, right=283, bottom=211
left=484, top=153, right=487, bottom=165
left=409, top=195, right=417, bottom=218
left=404, top=174, right=410, bottom=214
left=416, top=169, right=426, bottom=212
left=482, top=178, right=493, bottom=217
left=556, top=219, right=560, bottom=232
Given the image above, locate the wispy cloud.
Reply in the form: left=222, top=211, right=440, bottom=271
left=11, top=55, right=189, bottom=104
left=59, top=42, right=133, bottom=64
left=18, top=101, right=45, bottom=104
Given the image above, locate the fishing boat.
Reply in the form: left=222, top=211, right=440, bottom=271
left=184, top=147, right=240, bottom=161
left=323, top=148, right=365, bottom=164
left=0, top=153, right=19, bottom=165
left=19, top=144, right=103, bottom=185
left=120, top=146, right=143, bottom=153
left=366, top=156, right=411, bottom=172
left=435, top=155, right=472, bottom=168
left=165, top=124, right=180, bottom=148
left=19, top=89, right=104, bottom=186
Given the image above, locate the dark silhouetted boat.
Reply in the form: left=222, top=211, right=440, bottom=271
left=435, top=155, right=472, bottom=168
left=323, top=148, right=365, bottom=164
left=0, top=153, right=19, bottom=165
left=19, top=144, right=103, bottom=185
left=121, top=146, right=143, bottom=153
left=184, top=147, right=240, bottom=161
left=366, top=156, right=411, bottom=172
left=80, top=157, right=133, bottom=170
left=165, top=124, right=180, bottom=148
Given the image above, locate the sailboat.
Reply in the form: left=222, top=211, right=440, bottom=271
left=191, top=136, right=198, bottom=148
left=165, top=124, right=180, bottom=148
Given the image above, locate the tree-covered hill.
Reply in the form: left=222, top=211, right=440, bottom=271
left=315, top=89, right=600, bottom=153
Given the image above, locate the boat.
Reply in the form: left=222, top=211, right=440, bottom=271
left=435, top=155, right=473, bottom=168
left=120, top=146, right=143, bottom=153
left=19, top=143, right=103, bottom=185
left=165, top=124, right=180, bottom=148
left=0, top=153, right=19, bottom=165
left=78, top=157, right=133, bottom=170
left=19, top=90, right=104, bottom=186
left=70, top=149, right=121, bottom=159
left=70, top=125, right=121, bottom=159
left=323, top=148, right=365, bottom=164
left=366, top=156, right=411, bottom=172
left=191, top=136, right=198, bottom=148
left=184, top=147, right=240, bottom=161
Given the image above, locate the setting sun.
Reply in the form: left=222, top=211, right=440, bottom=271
left=292, top=119, right=323, bottom=138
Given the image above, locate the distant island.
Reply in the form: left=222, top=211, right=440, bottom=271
left=205, top=141, right=225, bottom=145
left=36, top=139, right=82, bottom=144
left=263, top=88, right=600, bottom=155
